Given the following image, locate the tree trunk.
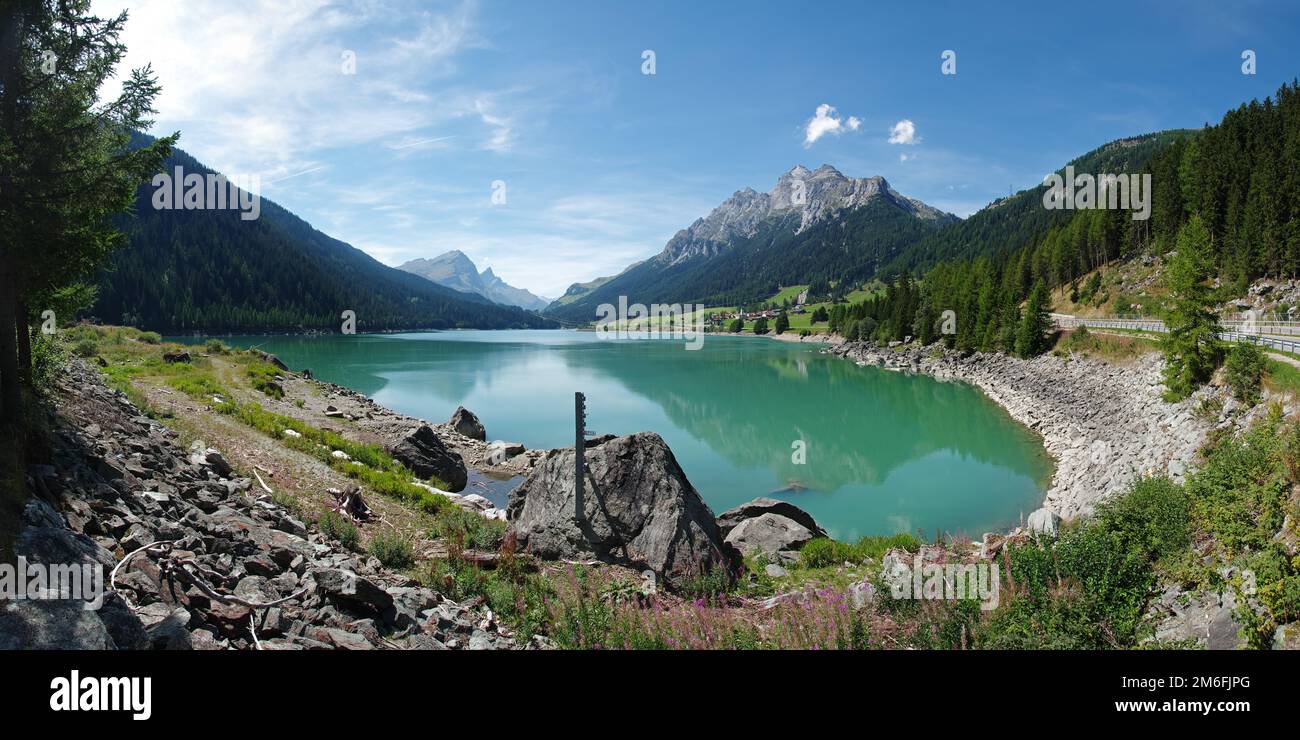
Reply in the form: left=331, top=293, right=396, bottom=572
left=15, top=294, right=29, bottom=382
left=0, top=256, right=20, bottom=425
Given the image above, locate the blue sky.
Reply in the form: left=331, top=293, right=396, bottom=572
left=96, top=0, right=1300, bottom=299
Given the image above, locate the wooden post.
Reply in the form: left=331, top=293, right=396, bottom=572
left=575, top=392, right=586, bottom=506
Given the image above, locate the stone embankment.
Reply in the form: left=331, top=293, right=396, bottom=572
left=3, top=359, right=530, bottom=650
left=830, top=342, right=1250, bottom=519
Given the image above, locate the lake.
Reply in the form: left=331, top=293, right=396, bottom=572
left=184, top=330, right=1052, bottom=541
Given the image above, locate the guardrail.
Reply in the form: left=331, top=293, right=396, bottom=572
left=1054, top=315, right=1300, bottom=355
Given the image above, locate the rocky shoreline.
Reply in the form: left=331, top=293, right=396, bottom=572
left=4, top=359, right=527, bottom=650
left=828, top=341, right=1249, bottom=520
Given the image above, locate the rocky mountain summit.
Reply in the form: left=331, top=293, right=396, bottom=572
left=4, top=360, right=526, bottom=650
left=544, top=164, right=957, bottom=322
left=399, top=251, right=550, bottom=311
left=659, top=165, right=955, bottom=267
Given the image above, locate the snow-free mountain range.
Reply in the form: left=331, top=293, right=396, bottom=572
left=92, top=133, right=1172, bottom=333
left=397, top=251, right=552, bottom=311
left=544, top=164, right=958, bottom=320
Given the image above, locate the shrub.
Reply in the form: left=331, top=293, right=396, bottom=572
left=368, top=532, right=414, bottom=568
left=1094, top=476, right=1190, bottom=559
left=71, top=336, right=98, bottom=358
left=318, top=511, right=359, bottom=550
left=138, top=331, right=161, bottom=344
left=204, top=338, right=229, bottom=354
left=29, top=332, right=67, bottom=395
left=434, top=506, right=506, bottom=551
left=1225, top=342, right=1265, bottom=404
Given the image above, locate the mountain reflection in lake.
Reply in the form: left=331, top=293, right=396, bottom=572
left=185, top=331, right=1052, bottom=541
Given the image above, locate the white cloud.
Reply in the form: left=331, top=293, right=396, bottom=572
left=90, top=0, right=508, bottom=178
left=888, top=119, right=919, bottom=145
left=803, top=104, right=862, bottom=147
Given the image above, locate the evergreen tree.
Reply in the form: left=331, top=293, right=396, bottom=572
left=1161, top=216, right=1222, bottom=400
left=1014, top=280, right=1053, bottom=358
left=1, top=0, right=174, bottom=419
left=774, top=311, right=789, bottom=334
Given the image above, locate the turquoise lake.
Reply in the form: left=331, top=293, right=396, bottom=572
left=182, top=330, right=1052, bottom=541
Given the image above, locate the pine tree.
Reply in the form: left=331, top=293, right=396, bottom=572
left=1014, top=280, right=1053, bottom=358
left=1161, top=216, right=1222, bottom=400
left=0, top=0, right=174, bottom=419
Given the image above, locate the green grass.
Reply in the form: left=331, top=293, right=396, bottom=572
left=770, top=285, right=809, bottom=305
left=245, top=361, right=285, bottom=399
left=214, top=399, right=455, bottom=513
left=799, top=533, right=923, bottom=569
left=1264, top=359, right=1300, bottom=396
left=1053, top=326, right=1158, bottom=361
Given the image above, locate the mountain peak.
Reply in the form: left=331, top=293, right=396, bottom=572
left=398, top=252, right=550, bottom=311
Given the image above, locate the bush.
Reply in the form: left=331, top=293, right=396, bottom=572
left=138, top=331, right=161, bottom=344
left=29, top=332, right=67, bottom=394
left=204, top=338, right=229, bottom=354
left=1094, top=476, right=1190, bottom=559
left=318, top=511, right=359, bottom=550
left=434, top=506, right=506, bottom=551
left=368, top=532, right=414, bottom=568
left=1225, top=342, right=1265, bottom=404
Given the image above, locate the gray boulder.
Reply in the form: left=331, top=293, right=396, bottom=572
left=724, top=513, right=815, bottom=558
left=450, top=406, right=487, bottom=441
left=506, top=432, right=735, bottom=588
left=390, top=425, right=467, bottom=491
left=716, top=497, right=827, bottom=539
left=314, top=569, right=395, bottom=615
left=1026, top=507, right=1061, bottom=537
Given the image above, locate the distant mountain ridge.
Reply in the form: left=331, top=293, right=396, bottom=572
left=93, top=134, right=554, bottom=333
left=545, top=164, right=956, bottom=320
left=398, top=251, right=551, bottom=311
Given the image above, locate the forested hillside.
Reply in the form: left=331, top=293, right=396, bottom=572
left=829, top=81, right=1300, bottom=363
left=92, top=137, right=555, bottom=333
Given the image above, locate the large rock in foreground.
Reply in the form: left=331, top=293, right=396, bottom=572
left=390, top=425, right=468, bottom=492
left=506, top=433, right=735, bottom=587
